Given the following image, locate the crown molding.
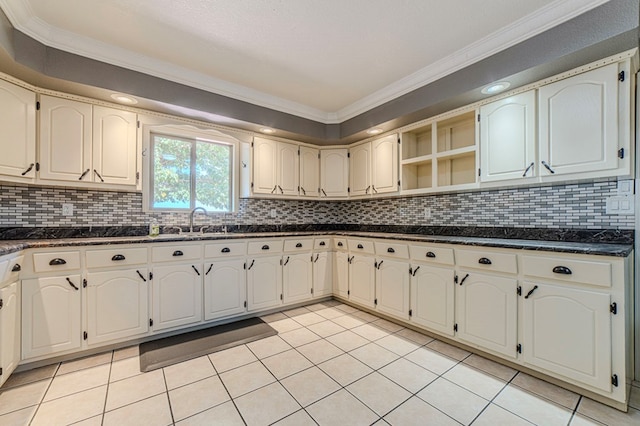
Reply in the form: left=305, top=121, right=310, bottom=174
left=0, top=0, right=609, bottom=124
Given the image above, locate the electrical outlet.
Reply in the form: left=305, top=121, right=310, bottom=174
left=270, top=208, right=277, bottom=218
left=424, top=208, right=431, bottom=219
left=606, top=196, right=634, bottom=215
left=62, top=203, right=74, bottom=216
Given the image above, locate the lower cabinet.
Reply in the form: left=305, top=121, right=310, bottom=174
left=333, top=251, right=349, bottom=298
left=85, top=269, right=149, bottom=345
left=203, top=259, right=247, bottom=321
left=22, top=275, right=82, bottom=359
left=455, top=272, right=518, bottom=358
left=246, top=255, right=282, bottom=311
left=152, top=264, right=203, bottom=331
left=282, top=253, right=312, bottom=304
left=375, top=258, right=410, bottom=320
left=410, top=264, right=455, bottom=336
left=312, top=251, right=333, bottom=298
left=0, top=281, right=20, bottom=387
left=348, top=255, right=376, bottom=308
left=522, top=282, right=612, bottom=392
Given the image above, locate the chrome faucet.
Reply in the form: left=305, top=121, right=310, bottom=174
left=189, top=207, right=208, bottom=233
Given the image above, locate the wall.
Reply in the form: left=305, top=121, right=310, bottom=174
left=0, top=180, right=634, bottom=230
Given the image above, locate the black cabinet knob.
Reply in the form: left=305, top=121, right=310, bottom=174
left=221, top=247, right=231, bottom=253
left=426, top=251, right=436, bottom=258
left=262, top=245, right=270, bottom=250
left=173, top=250, right=184, bottom=256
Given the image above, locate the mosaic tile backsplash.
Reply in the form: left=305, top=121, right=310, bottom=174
left=0, top=180, right=634, bottom=230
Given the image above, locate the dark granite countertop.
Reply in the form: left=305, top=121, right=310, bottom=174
left=0, top=226, right=633, bottom=257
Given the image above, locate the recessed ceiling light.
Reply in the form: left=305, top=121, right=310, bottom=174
left=481, top=81, right=511, bottom=95
left=367, top=128, right=383, bottom=135
left=110, top=93, right=138, bottom=104
left=260, top=128, right=275, bottom=134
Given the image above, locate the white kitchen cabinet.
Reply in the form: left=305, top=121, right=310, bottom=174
left=320, top=148, right=349, bottom=197
left=350, top=142, right=371, bottom=196
left=348, top=254, right=376, bottom=308
left=92, top=106, right=138, bottom=186
left=371, top=134, right=399, bottom=194
left=299, top=146, right=319, bottom=197
left=522, top=282, right=612, bottom=392
left=277, top=141, right=299, bottom=196
left=0, top=79, right=36, bottom=181
left=151, top=264, right=203, bottom=331
left=312, top=251, right=333, bottom=298
left=375, top=258, right=409, bottom=320
left=333, top=251, right=349, bottom=298
left=22, top=275, right=82, bottom=359
left=480, top=90, right=536, bottom=182
left=85, top=268, right=149, bottom=345
left=538, top=63, right=622, bottom=177
left=455, top=272, right=518, bottom=358
left=0, top=281, right=20, bottom=387
left=204, top=259, right=246, bottom=321
left=282, top=253, right=313, bottom=304
left=410, top=264, right=455, bottom=336
left=246, top=255, right=282, bottom=311
left=252, top=137, right=299, bottom=196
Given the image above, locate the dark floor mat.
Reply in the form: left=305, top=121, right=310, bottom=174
left=139, top=317, right=277, bottom=372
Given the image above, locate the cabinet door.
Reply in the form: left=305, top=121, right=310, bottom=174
left=152, top=264, right=203, bottom=331
left=252, top=137, right=278, bottom=194
left=0, top=281, right=20, bottom=387
left=371, top=135, right=398, bottom=194
left=348, top=255, right=376, bottom=308
left=299, top=146, right=319, bottom=197
left=0, top=80, right=36, bottom=180
left=410, top=264, right=455, bottom=336
left=455, top=272, right=517, bottom=358
left=522, top=282, right=611, bottom=392
left=480, top=91, right=536, bottom=182
left=204, top=259, right=246, bottom=321
left=282, top=253, right=312, bottom=304
left=277, top=142, right=299, bottom=196
left=320, top=149, right=349, bottom=197
left=376, top=258, right=409, bottom=319
left=92, top=106, right=138, bottom=186
left=333, top=251, right=349, bottom=298
left=86, top=269, right=149, bottom=345
left=246, top=255, right=282, bottom=311
left=22, top=275, right=82, bottom=359
left=350, top=143, right=371, bottom=196
left=313, top=251, right=333, bottom=298
left=39, top=96, right=93, bottom=182
left=539, top=63, right=619, bottom=176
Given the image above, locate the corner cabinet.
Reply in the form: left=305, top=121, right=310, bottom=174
left=0, top=79, right=36, bottom=182
left=350, top=134, right=399, bottom=197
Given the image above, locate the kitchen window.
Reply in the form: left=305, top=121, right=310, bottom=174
left=142, top=121, right=239, bottom=213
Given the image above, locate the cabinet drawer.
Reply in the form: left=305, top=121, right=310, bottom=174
left=284, top=238, right=313, bottom=252
left=333, top=238, right=348, bottom=251
left=33, top=251, right=81, bottom=273
left=247, top=240, right=283, bottom=255
left=409, top=245, right=454, bottom=265
left=522, top=255, right=612, bottom=287
left=5, top=255, right=24, bottom=282
left=204, top=241, right=246, bottom=258
left=348, top=239, right=375, bottom=254
left=455, top=249, right=517, bottom=274
left=151, top=245, right=201, bottom=262
left=314, top=237, right=331, bottom=250
left=374, top=241, right=409, bottom=259
left=86, top=247, right=148, bottom=268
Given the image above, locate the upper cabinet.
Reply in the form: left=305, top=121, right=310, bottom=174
left=0, top=80, right=36, bottom=181
left=39, top=96, right=139, bottom=189
left=480, top=91, right=536, bottom=182
left=252, top=137, right=299, bottom=196
left=320, top=148, right=349, bottom=198
left=299, top=146, right=319, bottom=197
left=350, top=134, right=399, bottom=197
left=349, top=142, right=371, bottom=196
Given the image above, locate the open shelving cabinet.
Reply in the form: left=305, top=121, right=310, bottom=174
left=400, top=109, right=478, bottom=193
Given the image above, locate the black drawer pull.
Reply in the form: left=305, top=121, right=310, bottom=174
left=172, top=250, right=184, bottom=256
left=66, top=277, right=79, bottom=291
left=221, top=247, right=231, bottom=253
left=387, top=247, right=395, bottom=253
left=111, top=254, right=126, bottom=261
left=524, top=285, right=539, bottom=299
left=11, top=264, right=21, bottom=272
left=357, top=244, right=364, bottom=249
left=337, top=242, right=344, bottom=247
left=552, top=266, right=572, bottom=275
left=426, top=251, right=436, bottom=258
left=319, top=241, right=326, bottom=246
left=262, top=245, right=270, bottom=250
left=49, top=258, right=67, bottom=266
left=478, top=257, right=492, bottom=265
left=296, top=243, right=303, bottom=248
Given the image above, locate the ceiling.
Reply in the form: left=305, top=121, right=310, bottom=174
left=0, top=0, right=609, bottom=124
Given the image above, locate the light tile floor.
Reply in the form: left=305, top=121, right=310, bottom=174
left=1, top=300, right=639, bottom=426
